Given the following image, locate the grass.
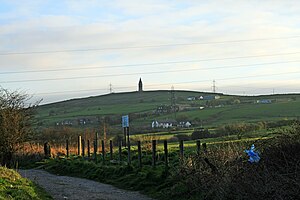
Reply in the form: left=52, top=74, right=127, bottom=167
left=36, top=123, right=300, bottom=199
left=35, top=90, right=300, bottom=128
left=0, top=167, right=52, bottom=200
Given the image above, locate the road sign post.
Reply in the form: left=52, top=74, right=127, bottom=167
left=122, top=115, right=131, bottom=165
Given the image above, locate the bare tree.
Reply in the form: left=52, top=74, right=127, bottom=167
left=0, top=88, right=38, bottom=166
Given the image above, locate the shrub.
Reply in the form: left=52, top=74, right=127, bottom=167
left=175, top=134, right=191, bottom=141
left=0, top=89, right=38, bottom=166
left=191, top=128, right=210, bottom=140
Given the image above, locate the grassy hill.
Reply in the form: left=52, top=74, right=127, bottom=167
left=0, top=167, right=52, bottom=199
left=35, top=90, right=300, bottom=130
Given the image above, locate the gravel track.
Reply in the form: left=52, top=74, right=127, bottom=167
left=19, top=169, right=154, bottom=200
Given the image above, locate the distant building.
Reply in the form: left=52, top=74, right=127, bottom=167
left=178, top=121, right=192, bottom=128
left=199, top=95, right=220, bottom=100
left=56, top=120, right=73, bottom=126
left=256, top=99, right=272, bottom=104
left=151, top=120, right=177, bottom=128
left=138, top=78, right=143, bottom=92
left=187, top=96, right=196, bottom=101
left=156, top=105, right=171, bottom=114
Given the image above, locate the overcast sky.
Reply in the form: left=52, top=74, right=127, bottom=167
left=0, top=0, right=300, bottom=104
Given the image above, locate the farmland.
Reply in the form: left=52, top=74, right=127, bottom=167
left=35, top=90, right=300, bottom=131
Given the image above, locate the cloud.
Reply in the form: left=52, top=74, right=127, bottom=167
left=0, top=0, right=300, bottom=103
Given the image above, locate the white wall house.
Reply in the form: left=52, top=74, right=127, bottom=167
left=151, top=120, right=175, bottom=128
left=178, top=121, right=192, bottom=128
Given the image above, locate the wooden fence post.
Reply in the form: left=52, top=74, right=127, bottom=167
left=102, top=140, right=105, bottom=162
left=77, top=136, right=82, bottom=156
left=196, top=140, right=201, bottom=156
left=118, top=140, right=122, bottom=163
left=152, top=140, right=156, bottom=167
left=137, top=141, right=142, bottom=168
left=93, top=140, right=97, bottom=162
left=164, top=140, right=168, bottom=169
left=44, top=142, right=51, bottom=158
left=126, top=127, right=131, bottom=165
left=87, top=140, right=90, bottom=158
left=127, top=139, right=131, bottom=165
left=110, top=140, right=113, bottom=160
left=95, top=132, right=98, bottom=153
left=66, top=139, right=69, bottom=158
left=82, top=139, right=85, bottom=157
left=202, top=143, right=207, bottom=153
left=123, top=127, right=127, bottom=147
left=179, top=140, right=184, bottom=160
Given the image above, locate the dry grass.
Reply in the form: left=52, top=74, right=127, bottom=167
left=167, top=123, right=300, bottom=200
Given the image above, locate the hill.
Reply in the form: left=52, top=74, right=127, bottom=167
left=35, top=90, right=300, bottom=131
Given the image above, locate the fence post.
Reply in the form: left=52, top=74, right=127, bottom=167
left=196, top=140, right=201, bottom=156
left=87, top=140, right=90, bottom=158
left=126, top=127, right=131, bottom=165
left=179, top=140, right=184, bottom=160
left=93, top=140, right=97, bottom=162
left=109, top=140, right=113, bottom=160
left=82, top=139, right=85, bottom=157
left=137, top=141, right=142, bottom=168
left=77, top=136, right=82, bottom=156
left=102, top=140, right=105, bottom=162
left=123, top=127, right=127, bottom=147
left=66, top=139, right=69, bottom=158
left=95, top=132, right=98, bottom=153
left=164, top=140, right=168, bottom=169
left=152, top=140, right=156, bottom=167
left=44, top=142, right=51, bottom=158
left=127, top=139, right=131, bottom=165
left=118, top=140, right=122, bottom=163
left=202, top=142, right=207, bottom=153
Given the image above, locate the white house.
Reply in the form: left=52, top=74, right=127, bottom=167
left=187, top=96, right=196, bottom=101
left=151, top=120, right=176, bottom=128
left=178, top=121, right=192, bottom=128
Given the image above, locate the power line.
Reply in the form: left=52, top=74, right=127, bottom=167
left=1, top=35, right=299, bottom=56
left=32, top=73, right=300, bottom=96
left=1, top=60, right=300, bottom=84
left=1, top=51, right=300, bottom=75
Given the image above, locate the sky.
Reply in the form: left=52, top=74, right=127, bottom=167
left=0, top=0, right=300, bottom=104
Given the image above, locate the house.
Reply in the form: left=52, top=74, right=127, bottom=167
left=152, top=120, right=177, bottom=128
left=256, top=99, right=272, bottom=104
left=156, top=105, right=172, bottom=114
left=187, top=96, right=196, bottom=101
left=178, top=121, right=192, bottom=128
left=56, top=120, right=73, bottom=126
left=199, top=95, right=220, bottom=100
left=77, top=118, right=93, bottom=125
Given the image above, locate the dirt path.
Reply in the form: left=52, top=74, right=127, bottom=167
left=19, top=169, right=154, bottom=200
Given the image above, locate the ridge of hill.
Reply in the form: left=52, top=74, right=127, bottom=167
left=35, top=90, right=300, bottom=129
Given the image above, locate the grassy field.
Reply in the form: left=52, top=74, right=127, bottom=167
left=0, top=167, right=52, bottom=200
left=35, top=90, right=300, bottom=129
left=38, top=123, right=300, bottom=200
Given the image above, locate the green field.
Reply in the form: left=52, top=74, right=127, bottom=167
left=35, top=90, right=300, bottom=130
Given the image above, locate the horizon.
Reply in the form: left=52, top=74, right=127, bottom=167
left=1, top=1, right=300, bottom=104
left=37, top=88, right=300, bottom=106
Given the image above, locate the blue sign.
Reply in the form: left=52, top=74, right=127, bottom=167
left=122, top=115, right=129, bottom=127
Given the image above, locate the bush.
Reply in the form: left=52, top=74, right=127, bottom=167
left=175, top=134, right=191, bottom=141
left=191, top=128, right=210, bottom=140
left=0, top=89, right=38, bottom=166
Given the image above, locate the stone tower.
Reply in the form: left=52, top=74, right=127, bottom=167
left=138, top=78, right=143, bottom=92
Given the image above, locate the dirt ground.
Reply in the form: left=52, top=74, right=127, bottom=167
left=19, top=169, right=154, bottom=200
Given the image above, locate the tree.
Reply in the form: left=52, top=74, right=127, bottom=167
left=0, top=88, right=38, bottom=166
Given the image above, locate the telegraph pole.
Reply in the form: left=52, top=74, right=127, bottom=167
left=212, top=80, right=216, bottom=93
left=170, top=86, right=177, bottom=118
left=109, top=83, right=113, bottom=94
